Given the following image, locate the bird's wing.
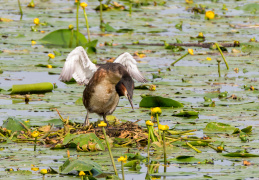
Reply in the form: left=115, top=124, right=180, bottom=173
left=59, top=46, right=98, bottom=85
left=113, top=52, right=147, bottom=83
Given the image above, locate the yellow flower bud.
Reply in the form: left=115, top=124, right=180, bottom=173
left=149, top=84, right=156, bottom=91
left=31, top=40, right=36, bottom=45
left=48, top=53, right=55, bottom=59
left=188, top=49, right=194, bottom=55
left=206, top=57, right=212, bottom=61
left=46, top=65, right=52, bottom=69
left=151, top=107, right=162, bottom=116
left=198, top=32, right=204, bottom=37
left=40, top=169, right=47, bottom=174
left=68, top=24, right=74, bottom=30
left=158, top=124, right=169, bottom=131
left=117, top=155, right=127, bottom=163
left=80, top=2, right=88, bottom=9
left=79, top=171, right=85, bottom=176
left=31, top=131, right=39, bottom=138
left=205, top=11, right=215, bottom=20
left=146, top=120, right=154, bottom=126
left=250, top=37, right=256, bottom=42
left=33, top=18, right=40, bottom=25
left=98, top=121, right=107, bottom=127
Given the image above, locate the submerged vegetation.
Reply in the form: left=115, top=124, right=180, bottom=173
left=0, top=0, right=259, bottom=179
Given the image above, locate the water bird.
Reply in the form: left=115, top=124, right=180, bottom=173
left=59, top=46, right=147, bottom=126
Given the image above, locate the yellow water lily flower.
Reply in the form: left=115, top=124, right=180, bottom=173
left=48, top=53, right=55, bottom=59
left=79, top=171, right=85, bottom=176
left=31, top=167, right=39, bottom=171
left=158, top=124, right=169, bottom=131
left=151, top=107, right=162, bottom=116
left=188, top=49, right=194, bottom=55
left=40, top=169, right=47, bottom=174
left=206, top=57, right=212, bottom=61
left=80, top=2, right=88, bottom=9
left=31, top=40, right=36, bottom=45
left=146, top=120, right=154, bottom=126
left=31, top=130, right=39, bottom=138
left=98, top=121, right=107, bottom=127
left=33, top=18, right=40, bottom=25
left=46, top=65, right=52, bottom=69
left=118, top=155, right=127, bottom=163
left=205, top=11, right=215, bottom=20
left=185, top=0, right=193, bottom=4
left=68, top=24, right=74, bottom=30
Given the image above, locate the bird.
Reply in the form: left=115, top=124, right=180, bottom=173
left=59, top=46, right=147, bottom=126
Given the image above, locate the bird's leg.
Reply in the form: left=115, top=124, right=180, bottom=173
left=103, top=115, right=109, bottom=127
left=84, top=111, right=90, bottom=126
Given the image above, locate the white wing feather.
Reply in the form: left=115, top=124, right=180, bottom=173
left=114, top=52, right=147, bottom=83
left=59, top=46, right=97, bottom=85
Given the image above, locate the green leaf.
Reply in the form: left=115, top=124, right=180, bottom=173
left=11, top=82, right=53, bottom=94
left=75, top=98, right=83, bottom=106
left=139, top=96, right=183, bottom=108
left=63, top=133, right=104, bottom=151
left=40, top=29, right=88, bottom=48
left=223, top=152, right=259, bottom=157
left=235, top=3, right=259, bottom=11
left=185, top=141, right=208, bottom=146
left=241, top=126, right=252, bottom=133
left=104, top=23, right=117, bottom=32
left=2, top=118, right=30, bottom=133
left=86, top=40, right=98, bottom=54
left=169, top=156, right=202, bottom=163
left=59, top=158, right=102, bottom=174
left=172, top=110, right=199, bottom=117
left=124, top=153, right=145, bottom=161
left=203, top=122, right=236, bottom=134
left=124, top=160, right=141, bottom=170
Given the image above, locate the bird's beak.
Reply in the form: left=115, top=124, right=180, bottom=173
left=126, top=93, right=134, bottom=110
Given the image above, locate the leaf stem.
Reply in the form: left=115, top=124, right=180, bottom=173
left=217, top=59, right=221, bottom=77
left=17, top=0, right=23, bottom=20
left=156, top=114, right=161, bottom=140
left=34, top=137, right=37, bottom=151
left=162, top=131, right=167, bottom=166
left=102, top=127, right=118, bottom=176
left=99, top=0, right=104, bottom=29
left=69, top=29, right=74, bottom=48
left=83, top=9, right=91, bottom=42
left=76, top=1, right=80, bottom=46
left=171, top=52, right=188, bottom=66
left=186, top=142, right=201, bottom=153
left=121, top=161, right=125, bottom=180
left=129, top=0, right=132, bottom=16
left=215, top=43, right=229, bottom=70
left=147, top=129, right=151, bottom=164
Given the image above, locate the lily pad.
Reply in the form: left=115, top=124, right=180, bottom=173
left=62, top=133, right=104, bottom=150
left=172, top=110, right=199, bottom=117
left=40, top=29, right=88, bottom=48
left=2, top=118, right=30, bottom=133
left=139, top=96, right=183, bottom=108
left=203, top=122, right=236, bottom=134
left=59, top=158, right=102, bottom=175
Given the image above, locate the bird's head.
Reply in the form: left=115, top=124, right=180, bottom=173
left=116, top=76, right=134, bottom=110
